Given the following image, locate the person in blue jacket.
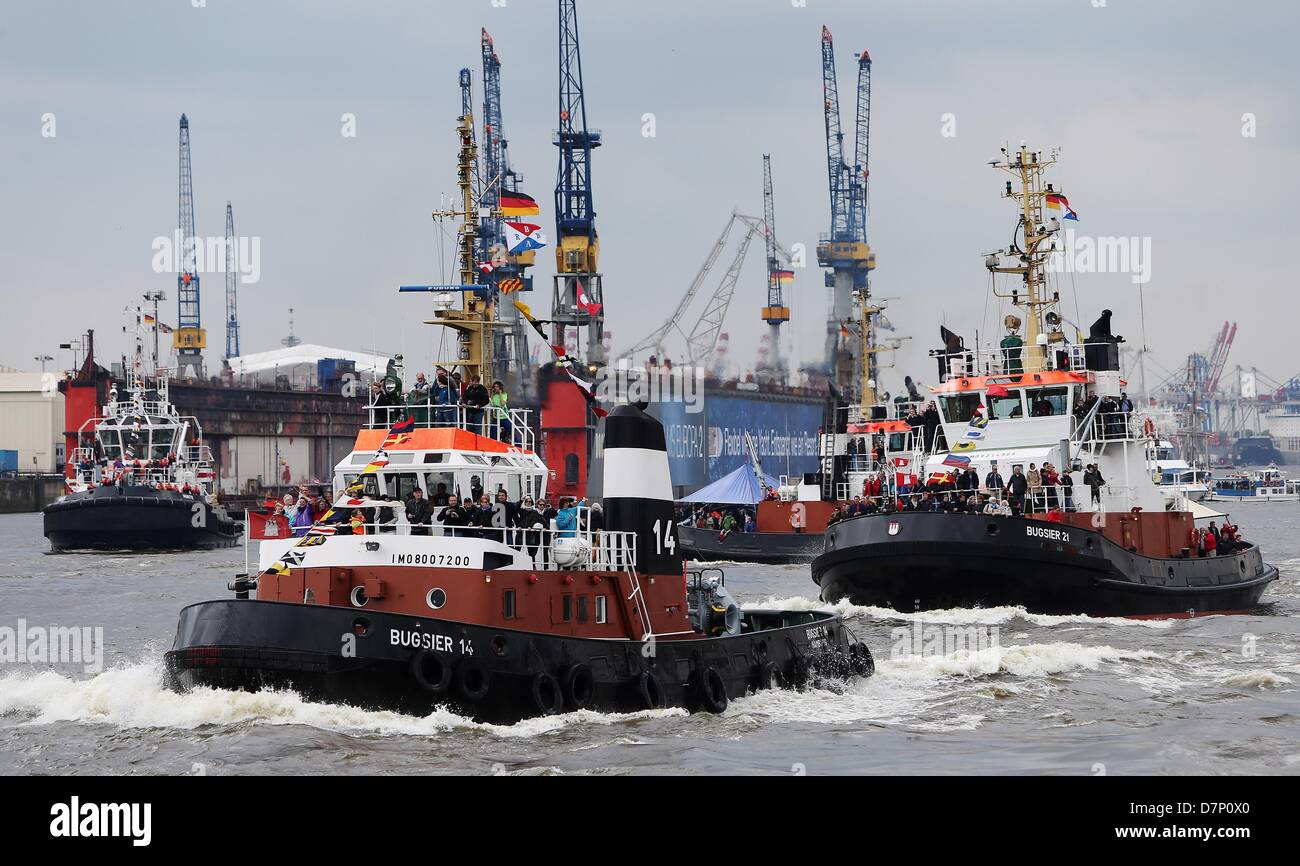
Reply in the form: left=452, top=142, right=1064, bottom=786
left=555, top=497, right=587, bottom=538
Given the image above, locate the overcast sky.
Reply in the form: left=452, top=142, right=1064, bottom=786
left=3, top=0, right=1298, bottom=396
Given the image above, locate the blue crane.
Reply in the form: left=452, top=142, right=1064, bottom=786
left=552, top=0, right=605, bottom=366
left=480, top=28, right=534, bottom=395
left=816, top=28, right=876, bottom=392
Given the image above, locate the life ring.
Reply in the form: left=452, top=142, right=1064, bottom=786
left=562, top=663, right=595, bottom=710
left=635, top=670, right=663, bottom=710
left=456, top=662, right=492, bottom=700
left=1142, top=417, right=1156, bottom=437
left=693, top=666, right=729, bottom=714
left=410, top=649, right=452, bottom=695
left=530, top=671, right=563, bottom=715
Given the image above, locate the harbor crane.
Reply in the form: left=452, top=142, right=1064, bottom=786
left=552, top=0, right=605, bottom=367
left=175, top=115, right=206, bottom=378
left=480, top=29, right=535, bottom=397
left=816, top=28, right=877, bottom=399
left=622, top=210, right=796, bottom=370
left=760, top=154, right=791, bottom=385
left=224, top=202, right=239, bottom=359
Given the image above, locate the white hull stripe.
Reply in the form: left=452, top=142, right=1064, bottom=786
left=603, top=447, right=674, bottom=501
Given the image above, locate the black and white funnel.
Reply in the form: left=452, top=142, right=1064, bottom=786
left=601, top=403, right=682, bottom=576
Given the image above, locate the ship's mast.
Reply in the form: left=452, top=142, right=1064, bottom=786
left=858, top=299, right=882, bottom=410
left=987, top=144, right=1067, bottom=373
left=429, top=91, right=495, bottom=383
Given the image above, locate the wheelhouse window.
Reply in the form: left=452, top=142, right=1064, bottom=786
left=987, top=392, right=1025, bottom=420
left=503, top=588, right=517, bottom=620
left=423, top=471, right=454, bottom=503
left=938, top=394, right=983, bottom=425
left=886, top=431, right=911, bottom=452
left=1026, top=387, right=1070, bottom=417
left=577, top=596, right=589, bottom=624
left=384, top=472, right=420, bottom=501
left=595, top=595, right=608, bottom=624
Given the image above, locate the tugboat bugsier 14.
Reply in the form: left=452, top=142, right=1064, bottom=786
left=165, top=101, right=871, bottom=723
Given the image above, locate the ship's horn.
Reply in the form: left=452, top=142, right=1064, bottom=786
left=600, top=403, right=682, bottom=576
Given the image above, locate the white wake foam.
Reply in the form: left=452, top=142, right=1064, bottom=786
left=1215, top=670, right=1294, bottom=690
left=720, top=641, right=1161, bottom=730
left=0, top=663, right=685, bottom=737
left=744, top=594, right=1174, bottom=629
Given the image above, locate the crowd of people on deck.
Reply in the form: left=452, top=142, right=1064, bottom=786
left=73, top=452, right=207, bottom=497
left=270, top=481, right=604, bottom=559
left=1071, top=392, right=1135, bottom=440
left=1190, top=520, right=1246, bottom=557
left=845, top=459, right=1098, bottom=519
left=369, top=367, right=511, bottom=438
left=675, top=505, right=757, bottom=537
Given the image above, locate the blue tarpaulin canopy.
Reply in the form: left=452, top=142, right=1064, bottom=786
left=678, top=465, right=782, bottom=505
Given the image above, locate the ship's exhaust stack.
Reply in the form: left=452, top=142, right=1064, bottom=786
left=1086, top=309, right=1124, bottom=372
left=600, top=403, right=683, bottom=576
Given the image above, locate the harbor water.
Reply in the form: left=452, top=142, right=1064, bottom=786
left=2, top=505, right=1298, bottom=776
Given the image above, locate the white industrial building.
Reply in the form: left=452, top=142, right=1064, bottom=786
left=0, top=369, right=67, bottom=473
left=224, top=344, right=391, bottom=390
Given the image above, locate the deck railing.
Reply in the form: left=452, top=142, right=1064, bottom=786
left=263, top=518, right=637, bottom=573
left=365, top=401, right=534, bottom=451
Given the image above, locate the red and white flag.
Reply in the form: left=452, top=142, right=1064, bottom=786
left=576, top=280, right=602, bottom=316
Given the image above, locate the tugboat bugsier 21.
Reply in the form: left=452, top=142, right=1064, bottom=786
left=165, top=102, right=871, bottom=724
left=812, top=144, right=1279, bottom=618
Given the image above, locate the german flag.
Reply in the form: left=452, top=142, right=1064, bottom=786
left=774, top=269, right=796, bottom=284
left=500, top=192, right=540, bottom=217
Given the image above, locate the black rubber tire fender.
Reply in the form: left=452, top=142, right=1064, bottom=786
left=635, top=670, right=663, bottom=710
left=852, top=642, right=876, bottom=677
left=457, top=662, right=492, bottom=700
left=694, top=666, right=729, bottom=714
left=754, top=660, right=783, bottom=691
left=410, top=649, right=452, bottom=695
left=562, top=663, right=595, bottom=710
left=531, top=671, right=563, bottom=715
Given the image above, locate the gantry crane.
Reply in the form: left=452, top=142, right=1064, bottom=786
left=551, top=0, right=604, bottom=367
left=480, top=29, right=534, bottom=397
left=623, top=211, right=793, bottom=370
left=175, top=114, right=206, bottom=378
left=816, top=28, right=876, bottom=397
left=224, top=201, right=239, bottom=359
left=761, top=154, right=791, bottom=384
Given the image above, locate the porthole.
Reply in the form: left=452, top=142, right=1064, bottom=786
left=350, top=585, right=369, bottom=608
left=426, top=587, right=448, bottom=610
left=352, top=617, right=371, bottom=636
left=492, top=634, right=508, bottom=656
